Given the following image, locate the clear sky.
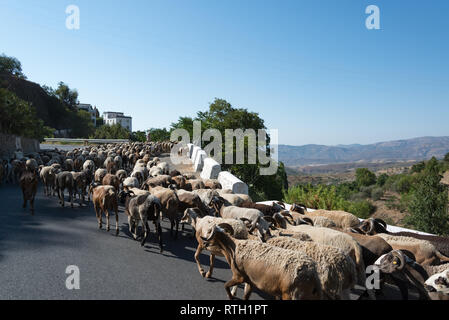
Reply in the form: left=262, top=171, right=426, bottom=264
left=1, top=0, right=448, bottom=146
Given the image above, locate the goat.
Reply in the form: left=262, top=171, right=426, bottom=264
left=19, top=171, right=38, bottom=215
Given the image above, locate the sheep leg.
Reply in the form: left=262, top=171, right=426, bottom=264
left=95, top=205, right=102, bottom=229
left=225, top=277, right=244, bottom=300
left=128, top=216, right=134, bottom=236
left=175, top=219, right=179, bottom=239
left=155, top=221, right=163, bottom=253
left=22, top=189, right=27, bottom=208
left=140, top=217, right=148, bottom=247
left=59, top=188, right=64, bottom=207
left=115, top=205, right=119, bottom=236
left=242, top=283, right=253, bottom=300
left=194, top=245, right=207, bottom=277
left=105, top=209, right=110, bottom=232
left=30, top=195, right=35, bottom=216
left=205, top=254, right=215, bottom=278
left=70, top=189, right=74, bottom=208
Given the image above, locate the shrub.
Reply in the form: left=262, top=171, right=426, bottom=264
left=355, top=168, right=377, bottom=187
left=376, top=173, right=389, bottom=187
left=345, top=200, right=375, bottom=219
left=371, top=187, right=384, bottom=201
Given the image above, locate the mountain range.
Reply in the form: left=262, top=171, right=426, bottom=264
left=278, top=136, right=449, bottom=167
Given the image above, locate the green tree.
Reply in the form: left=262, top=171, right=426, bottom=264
left=405, top=157, right=449, bottom=235
left=91, top=123, right=130, bottom=140
left=0, top=54, right=26, bottom=79
left=148, top=128, right=171, bottom=142
left=170, top=98, right=287, bottom=200
left=131, top=130, right=147, bottom=142
left=70, top=110, right=95, bottom=138
left=0, top=88, right=53, bottom=140
left=376, top=173, right=389, bottom=187
left=411, top=161, right=426, bottom=173
left=355, top=168, right=377, bottom=187
left=55, top=82, right=78, bottom=110
left=444, top=152, right=449, bottom=163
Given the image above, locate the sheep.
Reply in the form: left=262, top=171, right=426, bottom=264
left=106, top=161, right=117, bottom=174
left=39, top=166, right=57, bottom=196
left=142, top=175, right=173, bottom=189
left=82, top=159, right=95, bottom=174
left=181, top=208, right=248, bottom=278
left=156, top=162, right=169, bottom=174
left=115, top=169, right=127, bottom=183
left=304, top=209, right=360, bottom=229
left=150, top=187, right=181, bottom=239
left=149, top=166, right=163, bottom=177
left=286, top=224, right=367, bottom=286
left=123, top=177, right=140, bottom=189
left=55, top=171, right=74, bottom=208
left=203, top=179, right=222, bottom=190
left=211, top=197, right=272, bottom=242
left=375, top=233, right=449, bottom=266
left=94, top=168, right=107, bottom=183
left=19, top=171, right=38, bottom=215
left=91, top=185, right=119, bottom=236
left=185, top=179, right=205, bottom=191
left=201, top=225, right=323, bottom=300
left=71, top=171, right=87, bottom=206
left=176, top=189, right=211, bottom=216
left=375, top=250, right=435, bottom=300
left=125, top=193, right=163, bottom=251
left=425, top=269, right=449, bottom=297
left=102, top=173, right=120, bottom=191
left=219, top=193, right=252, bottom=206
left=266, top=236, right=357, bottom=300
left=343, top=231, right=393, bottom=267
left=359, top=218, right=449, bottom=257
left=172, top=175, right=187, bottom=189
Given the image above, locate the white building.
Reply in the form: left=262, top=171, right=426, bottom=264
left=77, top=103, right=97, bottom=126
left=103, top=111, right=132, bottom=132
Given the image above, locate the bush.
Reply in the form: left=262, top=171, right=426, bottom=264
left=355, top=168, right=376, bottom=187
left=371, top=187, right=384, bottom=201
left=345, top=200, right=375, bottom=219
left=404, top=158, right=449, bottom=235
left=376, top=173, right=389, bottom=187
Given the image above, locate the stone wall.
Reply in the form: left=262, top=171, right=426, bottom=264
left=0, top=133, right=40, bottom=160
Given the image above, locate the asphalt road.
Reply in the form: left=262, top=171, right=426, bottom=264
left=0, top=183, right=269, bottom=300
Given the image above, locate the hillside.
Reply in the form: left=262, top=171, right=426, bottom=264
left=279, top=136, right=449, bottom=166
left=0, top=72, right=70, bottom=130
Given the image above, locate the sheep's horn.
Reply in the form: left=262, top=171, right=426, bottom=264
left=280, top=210, right=294, bottom=221
left=263, top=215, right=277, bottom=225
left=391, top=250, right=406, bottom=271
left=217, top=223, right=234, bottom=236
left=297, top=217, right=313, bottom=226
left=374, top=218, right=388, bottom=229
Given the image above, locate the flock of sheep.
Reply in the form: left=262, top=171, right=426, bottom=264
left=1, top=141, right=449, bottom=300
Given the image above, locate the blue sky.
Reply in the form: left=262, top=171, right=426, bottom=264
left=1, top=0, right=448, bottom=146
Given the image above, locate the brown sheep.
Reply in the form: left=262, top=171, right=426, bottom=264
left=102, top=173, right=120, bottom=191
left=19, top=171, right=38, bottom=215
left=91, top=185, right=119, bottom=235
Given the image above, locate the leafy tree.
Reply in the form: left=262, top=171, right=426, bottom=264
left=70, top=110, right=95, bottom=138
left=0, top=88, right=53, bottom=140
left=376, top=173, right=389, bottom=187
left=405, top=157, right=449, bottom=235
left=170, top=98, right=287, bottom=200
left=96, top=117, right=104, bottom=127
left=91, top=123, right=130, bottom=140
left=131, top=130, right=147, bottom=142
left=0, top=54, right=26, bottom=79
left=444, top=152, right=449, bottom=163
left=411, top=161, right=426, bottom=173
left=55, top=82, right=78, bottom=110
left=355, top=168, right=376, bottom=187
left=148, top=128, right=171, bottom=142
